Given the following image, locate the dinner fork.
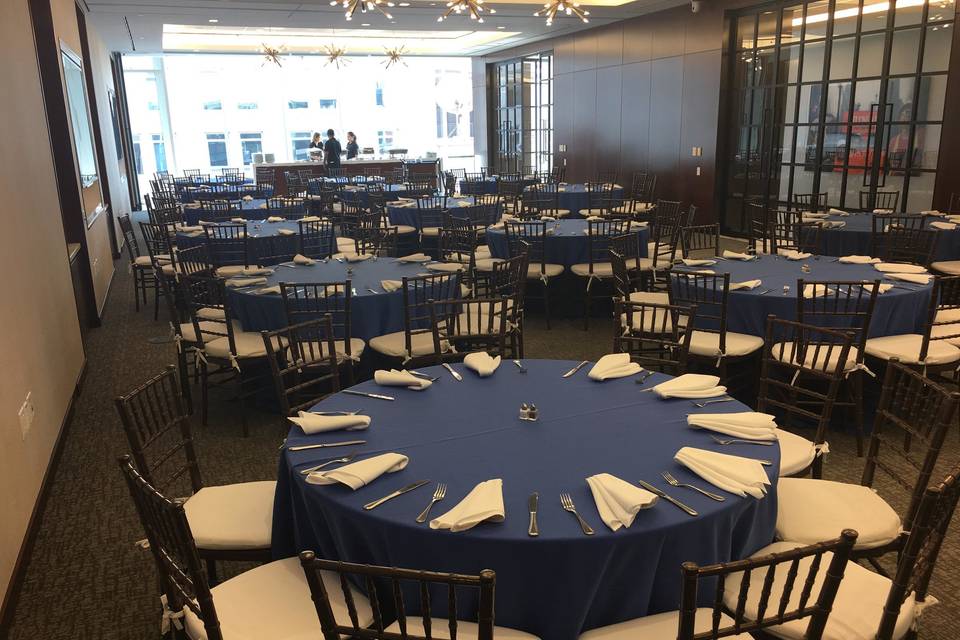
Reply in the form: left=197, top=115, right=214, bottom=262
left=560, top=493, right=594, bottom=535
left=512, top=359, right=528, bottom=373
left=709, top=434, right=775, bottom=446
left=299, top=453, right=359, bottom=475
left=661, top=471, right=725, bottom=501
left=691, top=397, right=735, bottom=408
left=416, top=483, right=447, bottom=523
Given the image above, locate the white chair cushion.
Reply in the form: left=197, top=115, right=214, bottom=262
left=722, top=541, right=915, bottom=640
left=368, top=331, right=448, bottom=358
left=183, top=481, right=275, bottom=550
left=690, top=330, right=764, bottom=358
left=215, top=265, right=247, bottom=278
left=337, top=237, right=357, bottom=252
left=474, top=258, right=506, bottom=272
left=864, top=334, right=960, bottom=366
left=183, top=557, right=373, bottom=640
left=773, top=342, right=860, bottom=372
left=162, top=264, right=177, bottom=276
left=300, top=338, right=366, bottom=363
left=387, top=224, right=417, bottom=235
left=579, top=608, right=752, bottom=639
left=776, top=477, right=901, bottom=549
left=620, top=308, right=674, bottom=334
left=134, top=255, right=153, bottom=267
left=571, top=262, right=616, bottom=278
left=205, top=332, right=286, bottom=360
left=180, top=321, right=230, bottom=344
left=527, top=264, right=564, bottom=279
left=776, top=428, right=817, bottom=477
left=931, top=260, right=960, bottom=275
left=197, top=307, right=226, bottom=321
left=386, top=618, right=539, bottom=640
left=627, top=291, right=670, bottom=304
left=421, top=226, right=441, bottom=237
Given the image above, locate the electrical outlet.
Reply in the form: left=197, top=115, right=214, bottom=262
left=18, top=392, right=34, bottom=441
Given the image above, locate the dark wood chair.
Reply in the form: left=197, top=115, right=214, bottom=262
left=119, top=213, right=158, bottom=313
left=298, top=219, right=336, bottom=259
left=430, top=296, right=513, bottom=360
left=281, top=281, right=360, bottom=384
left=792, top=192, right=829, bottom=213
left=680, top=223, right=720, bottom=260
left=614, top=300, right=696, bottom=375
left=203, top=223, right=251, bottom=276
left=571, top=219, right=631, bottom=329
left=503, top=220, right=564, bottom=329
left=261, top=315, right=341, bottom=420
left=861, top=190, right=901, bottom=212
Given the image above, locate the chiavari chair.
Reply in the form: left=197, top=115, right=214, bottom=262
left=261, top=315, right=340, bottom=421
left=298, top=219, right=336, bottom=260
left=119, top=213, right=157, bottom=313
left=522, top=183, right=570, bottom=219
left=430, top=296, right=513, bottom=359
left=571, top=219, right=631, bottom=329
left=281, top=281, right=361, bottom=384
left=861, top=190, right=901, bottom=212
left=203, top=223, right=251, bottom=277
left=792, top=192, right=829, bottom=213
left=502, top=220, right=564, bottom=329
left=196, top=199, right=241, bottom=223
left=614, top=300, right=696, bottom=376
left=582, top=182, right=622, bottom=218
left=266, top=196, right=307, bottom=220
left=679, top=223, right=720, bottom=260
left=497, top=173, right=524, bottom=213
left=140, top=220, right=177, bottom=320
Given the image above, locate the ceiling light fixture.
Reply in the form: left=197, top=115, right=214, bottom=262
left=323, top=44, right=350, bottom=67
left=261, top=44, right=285, bottom=67
left=438, top=0, right=495, bottom=22
left=208, top=18, right=219, bottom=23
left=535, top=0, right=589, bottom=25
left=382, top=45, right=408, bottom=68
left=332, top=0, right=394, bottom=21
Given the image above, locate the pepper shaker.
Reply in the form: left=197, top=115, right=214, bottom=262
left=528, top=404, right=539, bottom=421
left=520, top=403, right=530, bottom=420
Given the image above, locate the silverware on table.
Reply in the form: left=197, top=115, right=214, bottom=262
left=416, top=483, right=447, bottom=523
left=692, top=397, right=735, bottom=408
left=363, top=480, right=431, bottom=511
left=287, top=439, right=367, bottom=452
left=709, top=434, right=775, bottom=446
left=528, top=492, right=540, bottom=537
left=300, top=453, right=359, bottom=475
left=661, top=471, right=725, bottom=501
left=560, top=492, right=594, bottom=535
left=637, top=480, right=698, bottom=517
left=635, top=370, right=655, bottom=385
left=367, top=288, right=380, bottom=294
left=562, top=361, right=590, bottom=378
left=513, top=359, right=528, bottom=373
left=442, top=363, right=463, bottom=381
left=409, top=370, right=439, bottom=382
left=342, top=390, right=395, bottom=401
left=308, top=410, right=363, bottom=416
left=756, top=289, right=772, bottom=295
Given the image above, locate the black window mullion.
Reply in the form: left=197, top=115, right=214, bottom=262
left=900, top=0, right=931, bottom=207
left=870, top=0, right=898, bottom=205
left=787, top=2, right=810, bottom=205
left=839, top=0, right=866, bottom=209
left=811, top=0, right=837, bottom=200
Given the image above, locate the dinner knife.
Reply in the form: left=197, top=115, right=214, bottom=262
left=342, top=390, right=395, bottom=401
left=287, top=440, right=367, bottom=452
left=637, top=480, right=698, bottom=517
left=562, top=360, right=590, bottom=378
left=528, top=492, right=539, bottom=537
left=442, top=363, right=463, bottom=381
left=363, top=480, right=431, bottom=510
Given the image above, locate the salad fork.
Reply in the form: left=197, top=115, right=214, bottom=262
left=299, top=453, right=359, bottom=475
left=560, top=493, right=594, bottom=535
left=661, top=471, right=725, bottom=501
left=416, top=483, right=447, bottom=523
left=691, top=397, right=735, bottom=408
left=709, top=434, right=774, bottom=446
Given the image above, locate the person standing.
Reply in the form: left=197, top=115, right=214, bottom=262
left=323, top=129, right=342, bottom=168
left=309, top=132, right=323, bottom=149
left=346, top=131, right=359, bottom=160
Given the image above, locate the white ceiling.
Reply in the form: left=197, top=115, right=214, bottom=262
left=86, top=0, right=688, bottom=56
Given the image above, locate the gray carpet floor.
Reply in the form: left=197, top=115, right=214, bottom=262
left=4, top=256, right=960, bottom=639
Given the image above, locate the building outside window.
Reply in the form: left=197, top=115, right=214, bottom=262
left=446, top=112, right=459, bottom=138
left=237, top=101, right=258, bottom=110
left=152, top=133, right=167, bottom=172
left=239, top=132, right=263, bottom=165
left=375, top=82, right=384, bottom=106
left=203, top=100, right=222, bottom=110
left=290, top=131, right=312, bottom=160
left=288, top=100, right=309, bottom=109
left=319, top=99, right=337, bottom=109
left=207, top=133, right=227, bottom=167
left=377, top=130, right=394, bottom=153
left=132, top=134, right=142, bottom=174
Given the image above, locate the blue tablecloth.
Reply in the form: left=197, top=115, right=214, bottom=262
left=272, top=359, right=779, bottom=639
left=690, top=255, right=932, bottom=337
left=176, top=220, right=304, bottom=266
left=386, top=197, right=477, bottom=228
left=339, top=184, right=426, bottom=206
left=524, top=184, right=625, bottom=218
left=181, top=199, right=271, bottom=225
left=459, top=177, right=499, bottom=195
left=486, top=220, right=649, bottom=267
left=225, top=258, right=436, bottom=337
left=811, top=213, right=960, bottom=261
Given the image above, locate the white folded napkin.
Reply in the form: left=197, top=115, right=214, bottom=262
left=374, top=369, right=432, bottom=390
left=267, top=216, right=285, bottom=222
left=177, top=225, right=204, bottom=233
left=948, top=215, right=960, bottom=223
left=829, top=208, right=846, bottom=215
left=682, top=258, right=717, bottom=266
left=922, top=210, right=945, bottom=217
left=488, top=222, right=505, bottom=230
left=874, top=262, right=928, bottom=274
left=730, top=279, right=762, bottom=291
left=585, top=215, right=603, bottom=222
left=305, top=453, right=408, bottom=489
left=803, top=284, right=836, bottom=298
left=778, top=249, right=812, bottom=260
left=426, top=262, right=466, bottom=272
left=463, top=352, right=501, bottom=377
left=258, top=203, right=268, bottom=209
left=864, top=283, right=894, bottom=294
left=874, top=208, right=894, bottom=214
left=821, top=220, right=846, bottom=228
left=334, top=252, right=372, bottom=262
left=398, top=253, right=431, bottom=263
left=242, top=195, right=254, bottom=202
left=839, top=255, right=879, bottom=264
left=380, top=279, right=403, bottom=293
left=277, top=228, right=296, bottom=236
left=254, top=285, right=282, bottom=295
left=288, top=410, right=371, bottom=434
left=225, top=277, right=268, bottom=288
left=586, top=473, right=658, bottom=531
left=540, top=215, right=557, bottom=221
left=887, top=272, right=932, bottom=285
left=653, top=374, right=727, bottom=399
left=687, top=412, right=777, bottom=441
left=931, top=221, right=957, bottom=231
left=801, top=212, right=829, bottom=219
left=722, top=250, right=757, bottom=261
left=240, top=267, right=273, bottom=276
left=430, top=479, right=505, bottom=532
left=588, top=353, right=642, bottom=381
left=300, top=215, right=323, bottom=222
left=675, top=447, right=770, bottom=498
left=293, top=253, right=315, bottom=265
left=230, top=217, right=246, bottom=223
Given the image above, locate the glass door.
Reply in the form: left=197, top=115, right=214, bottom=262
left=489, top=52, right=553, bottom=174
left=722, top=0, right=954, bottom=234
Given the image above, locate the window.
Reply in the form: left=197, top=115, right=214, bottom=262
left=288, top=100, right=309, bottom=109
left=377, top=130, right=394, bottom=153
left=207, top=133, right=228, bottom=167
left=489, top=52, right=553, bottom=174
left=132, top=134, right=142, bottom=175
left=290, top=131, right=312, bottom=161
left=237, top=102, right=258, bottom=110
left=375, top=82, right=384, bottom=106
left=319, top=99, right=337, bottom=109
left=436, top=105, right=443, bottom=138
left=147, top=101, right=159, bottom=111
left=239, top=132, right=262, bottom=165
left=446, top=112, right=459, bottom=138
left=152, top=133, right=167, bottom=172
left=203, top=100, right=222, bottom=110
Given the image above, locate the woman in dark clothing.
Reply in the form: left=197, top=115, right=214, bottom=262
left=346, top=131, right=359, bottom=159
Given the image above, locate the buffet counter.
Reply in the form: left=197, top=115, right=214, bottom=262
left=253, top=158, right=439, bottom=195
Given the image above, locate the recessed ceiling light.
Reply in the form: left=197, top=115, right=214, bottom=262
left=208, top=18, right=218, bottom=23
left=398, top=2, right=409, bottom=4
left=361, top=22, right=371, bottom=26
left=497, top=25, right=504, bottom=28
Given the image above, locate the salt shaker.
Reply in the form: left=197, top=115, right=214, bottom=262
left=520, top=403, right=530, bottom=420
left=783, top=284, right=791, bottom=295
left=528, top=404, right=539, bottom=421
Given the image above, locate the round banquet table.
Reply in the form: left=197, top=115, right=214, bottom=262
left=459, top=177, right=499, bottom=195
left=224, top=257, right=441, bottom=337
left=523, top=183, right=625, bottom=218
left=176, top=219, right=306, bottom=267
left=486, top=219, right=649, bottom=267
left=686, top=255, right=933, bottom=337
left=181, top=198, right=277, bottom=225
left=271, top=359, right=780, bottom=640
left=808, top=212, right=960, bottom=261
left=338, top=183, right=429, bottom=206
left=386, top=196, right=477, bottom=228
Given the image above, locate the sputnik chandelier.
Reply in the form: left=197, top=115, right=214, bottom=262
left=331, top=0, right=394, bottom=21
left=261, top=44, right=285, bottom=67
left=438, top=0, right=495, bottom=22
left=535, top=0, right=590, bottom=25
left=382, top=45, right=408, bottom=69
left=323, top=45, right=350, bottom=68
